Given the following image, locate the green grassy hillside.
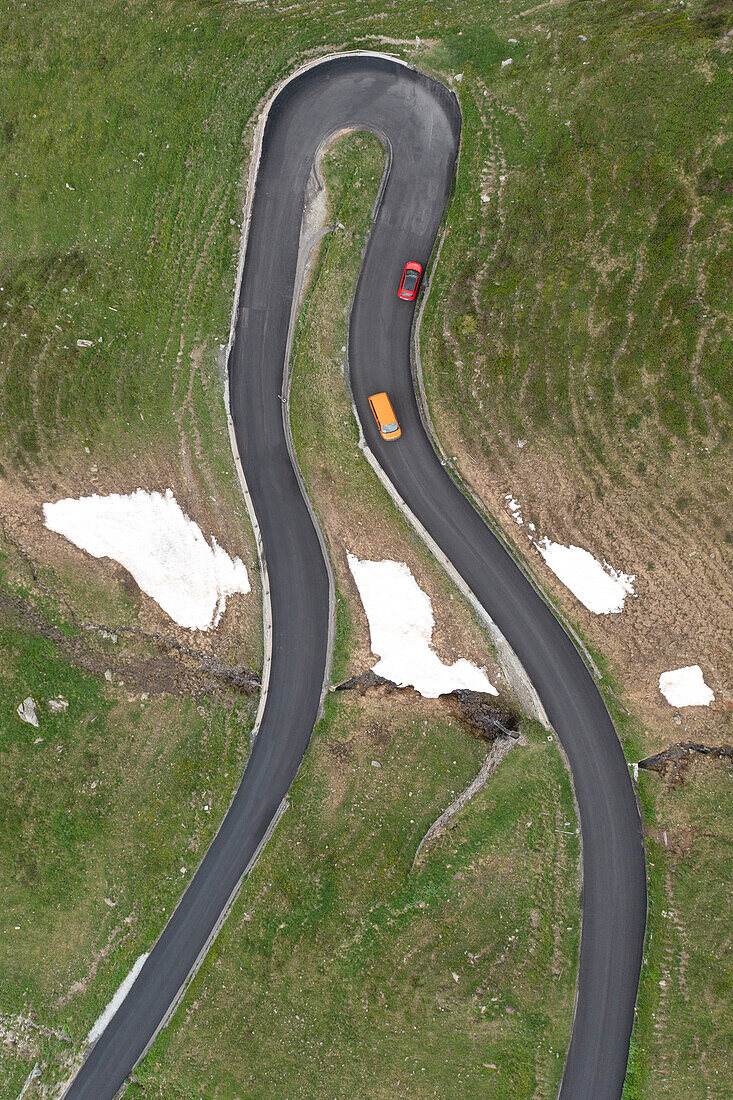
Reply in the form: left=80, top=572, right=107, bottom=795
left=1, top=0, right=730, bottom=1096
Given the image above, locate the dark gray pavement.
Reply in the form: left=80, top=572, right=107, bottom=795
left=62, top=55, right=645, bottom=1100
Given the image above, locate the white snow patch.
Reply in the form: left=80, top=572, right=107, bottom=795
left=536, top=539, right=636, bottom=614
left=43, top=489, right=250, bottom=630
left=347, top=554, right=497, bottom=699
left=659, top=666, right=714, bottom=708
left=503, top=493, right=636, bottom=613
left=87, top=953, right=149, bottom=1044
left=504, top=493, right=524, bottom=525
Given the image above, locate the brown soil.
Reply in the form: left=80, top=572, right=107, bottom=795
left=309, top=470, right=507, bottom=694
left=435, top=428, right=733, bottom=755
left=335, top=669, right=521, bottom=741
left=0, top=438, right=262, bottom=693
left=638, top=739, right=733, bottom=787
left=0, top=586, right=259, bottom=701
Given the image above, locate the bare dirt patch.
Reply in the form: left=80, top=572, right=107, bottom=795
left=0, top=443, right=262, bottom=681
left=314, top=481, right=506, bottom=686
left=436, top=432, right=733, bottom=755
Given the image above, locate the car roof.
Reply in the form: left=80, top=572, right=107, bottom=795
left=369, top=391, right=397, bottom=422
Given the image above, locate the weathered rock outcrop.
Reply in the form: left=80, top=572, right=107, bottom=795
left=334, top=671, right=522, bottom=742
left=638, top=740, right=733, bottom=786
left=0, top=589, right=260, bottom=699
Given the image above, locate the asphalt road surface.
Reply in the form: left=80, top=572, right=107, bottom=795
left=63, top=55, right=646, bottom=1100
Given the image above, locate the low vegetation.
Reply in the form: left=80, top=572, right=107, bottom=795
left=0, top=604, right=255, bottom=1094
left=131, top=696, right=579, bottom=1100
left=626, top=758, right=733, bottom=1100
left=418, top=0, right=732, bottom=759
left=1, top=0, right=730, bottom=1095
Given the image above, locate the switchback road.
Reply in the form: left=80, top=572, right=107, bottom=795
left=63, top=54, right=646, bottom=1100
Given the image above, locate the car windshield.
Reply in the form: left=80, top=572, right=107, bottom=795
left=383, top=422, right=399, bottom=433
left=403, top=271, right=418, bottom=291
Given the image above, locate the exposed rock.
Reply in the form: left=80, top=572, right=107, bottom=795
left=17, top=697, right=39, bottom=727
left=638, top=740, right=733, bottom=786
left=334, top=669, right=394, bottom=694
left=411, top=734, right=523, bottom=869
left=47, top=696, right=69, bottom=712
left=196, top=654, right=260, bottom=693
left=449, top=689, right=521, bottom=741
left=334, top=672, right=522, bottom=742
left=0, top=589, right=260, bottom=700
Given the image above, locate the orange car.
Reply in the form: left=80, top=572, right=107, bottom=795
left=368, top=392, right=402, bottom=440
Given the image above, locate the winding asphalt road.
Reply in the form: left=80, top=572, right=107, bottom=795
left=63, top=55, right=646, bottom=1099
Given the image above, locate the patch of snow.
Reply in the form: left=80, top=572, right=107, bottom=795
left=504, top=493, right=524, bottom=525
left=659, top=666, right=714, bottom=708
left=43, top=489, right=250, bottom=630
left=87, top=954, right=149, bottom=1044
left=504, top=493, right=636, bottom=613
left=347, top=554, right=497, bottom=699
left=536, top=538, right=636, bottom=614
left=17, top=698, right=39, bottom=727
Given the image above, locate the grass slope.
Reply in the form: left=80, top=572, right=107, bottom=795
left=131, top=697, right=579, bottom=1100
left=1, top=0, right=731, bottom=1095
left=0, top=614, right=254, bottom=1095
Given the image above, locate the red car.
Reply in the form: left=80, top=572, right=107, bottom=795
left=398, top=261, right=422, bottom=301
